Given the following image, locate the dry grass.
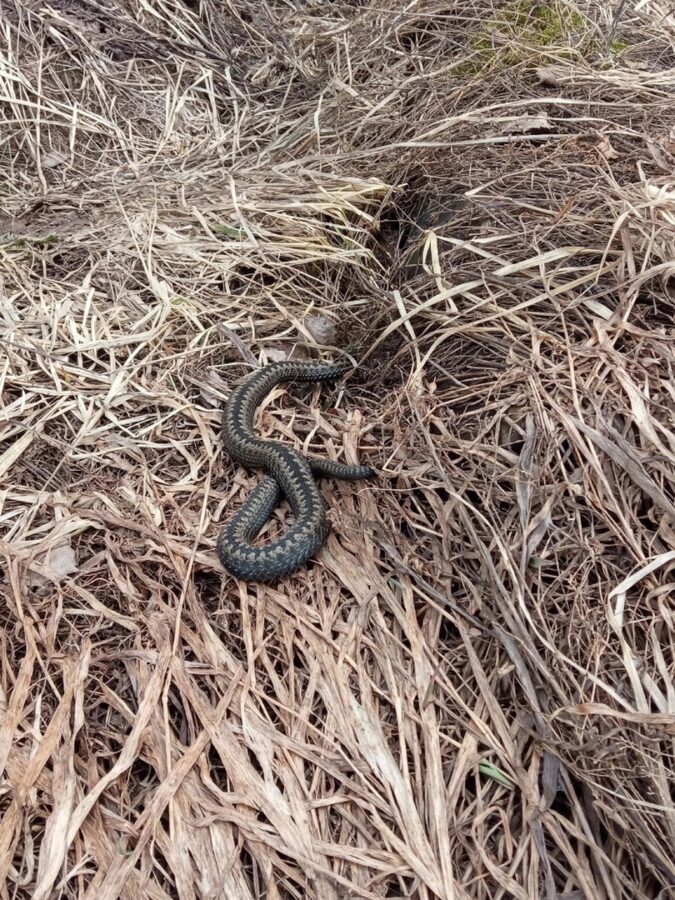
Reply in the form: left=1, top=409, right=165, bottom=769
left=1, top=0, right=675, bottom=896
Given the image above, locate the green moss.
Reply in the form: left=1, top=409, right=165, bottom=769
left=0, top=234, right=59, bottom=250
left=594, top=36, right=629, bottom=70
left=459, top=1, right=589, bottom=75
left=610, top=38, right=628, bottom=56
left=212, top=223, right=244, bottom=239
left=539, top=3, right=584, bottom=37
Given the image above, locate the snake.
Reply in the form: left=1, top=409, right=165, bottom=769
left=216, top=359, right=374, bottom=582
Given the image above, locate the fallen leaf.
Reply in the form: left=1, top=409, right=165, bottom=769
left=303, top=314, right=336, bottom=345
left=536, top=68, right=559, bottom=87
left=506, top=111, right=551, bottom=134
left=264, top=342, right=313, bottom=364
left=29, top=543, right=78, bottom=587
left=42, top=150, right=69, bottom=169
left=597, top=136, right=619, bottom=160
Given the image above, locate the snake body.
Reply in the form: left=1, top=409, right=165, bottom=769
left=217, top=360, right=374, bottom=581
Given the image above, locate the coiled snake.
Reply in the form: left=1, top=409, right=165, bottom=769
left=217, top=359, right=374, bottom=581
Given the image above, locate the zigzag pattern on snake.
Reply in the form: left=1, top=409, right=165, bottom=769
left=217, top=359, right=374, bottom=582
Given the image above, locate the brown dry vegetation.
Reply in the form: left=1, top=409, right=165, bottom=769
left=1, top=0, right=675, bottom=897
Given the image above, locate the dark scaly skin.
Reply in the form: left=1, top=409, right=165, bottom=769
left=217, top=360, right=374, bottom=581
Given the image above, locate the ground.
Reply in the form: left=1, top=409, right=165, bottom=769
left=1, top=0, right=675, bottom=897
